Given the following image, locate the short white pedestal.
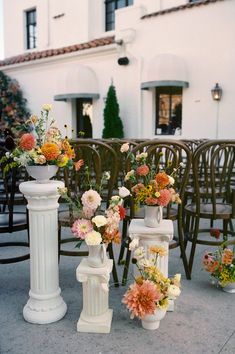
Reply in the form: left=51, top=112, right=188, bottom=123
left=19, top=181, right=67, bottom=324
left=129, top=219, right=175, bottom=311
left=76, top=258, right=113, bottom=333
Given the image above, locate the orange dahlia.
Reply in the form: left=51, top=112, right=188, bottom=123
left=155, top=172, right=170, bottom=189
left=122, top=280, right=162, bottom=319
left=19, top=133, right=35, bottom=151
left=41, top=142, right=60, bottom=161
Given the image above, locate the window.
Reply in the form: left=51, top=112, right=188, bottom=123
left=26, top=9, right=37, bottom=49
left=155, top=87, right=182, bottom=136
left=105, top=0, right=133, bottom=31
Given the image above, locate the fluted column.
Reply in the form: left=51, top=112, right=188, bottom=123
left=19, top=180, right=67, bottom=324
left=76, top=258, right=113, bottom=333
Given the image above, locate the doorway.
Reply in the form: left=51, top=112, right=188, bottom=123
left=76, top=98, right=93, bottom=138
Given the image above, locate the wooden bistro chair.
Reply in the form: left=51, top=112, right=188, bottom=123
left=119, top=139, right=192, bottom=285
left=58, top=139, right=119, bottom=286
left=0, top=155, right=29, bottom=264
left=184, top=140, right=235, bottom=276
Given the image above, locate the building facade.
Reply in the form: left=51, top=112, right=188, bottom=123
left=0, top=0, right=234, bottom=139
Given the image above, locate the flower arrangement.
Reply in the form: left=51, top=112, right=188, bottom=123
left=122, top=244, right=181, bottom=319
left=120, top=142, right=183, bottom=208
left=202, top=242, right=235, bottom=287
left=58, top=168, right=130, bottom=247
left=0, top=104, right=75, bottom=174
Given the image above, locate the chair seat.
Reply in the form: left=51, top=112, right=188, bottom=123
left=185, top=202, right=232, bottom=219
left=0, top=212, right=27, bottom=228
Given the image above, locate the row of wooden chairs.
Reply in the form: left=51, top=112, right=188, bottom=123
left=1, top=139, right=234, bottom=287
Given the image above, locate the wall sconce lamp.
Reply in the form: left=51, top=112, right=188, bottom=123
left=211, top=83, right=222, bottom=101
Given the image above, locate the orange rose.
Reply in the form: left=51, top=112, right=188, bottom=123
left=155, top=172, right=170, bottom=189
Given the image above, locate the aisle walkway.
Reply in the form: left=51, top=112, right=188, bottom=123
left=0, top=227, right=234, bottom=354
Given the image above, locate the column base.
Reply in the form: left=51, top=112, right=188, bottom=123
left=77, top=309, right=113, bottom=333
left=23, top=292, right=67, bottom=324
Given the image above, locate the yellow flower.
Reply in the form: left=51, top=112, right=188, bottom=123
left=57, top=154, right=69, bottom=167
left=154, top=191, right=160, bottom=197
left=149, top=245, right=167, bottom=257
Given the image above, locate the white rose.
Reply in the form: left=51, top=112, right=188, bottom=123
left=118, top=186, right=130, bottom=198
left=168, top=176, right=175, bottom=185
left=129, top=237, right=139, bottom=251
left=92, top=215, right=107, bottom=228
left=85, top=231, right=102, bottom=245
left=168, top=285, right=181, bottom=299
left=134, top=246, right=145, bottom=260
left=124, top=170, right=135, bottom=181
left=120, top=142, right=129, bottom=153
left=111, top=195, right=122, bottom=205
left=138, top=258, right=152, bottom=268
left=103, top=171, right=110, bottom=180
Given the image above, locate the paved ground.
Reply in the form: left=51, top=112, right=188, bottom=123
left=0, top=222, right=235, bottom=354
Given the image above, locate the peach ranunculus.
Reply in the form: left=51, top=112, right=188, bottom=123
left=136, top=164, right=149, bottom=176
left=155, top=172, right=170, bottom=189
left=41, top=142, right=60, bottom=161
left=156, top=189, right=172, bottom=206
left=19, top=133, right=36, bottom=151
left=74, top=159, right=84, bottom=171
left=221, top=249, right=233, bottom=265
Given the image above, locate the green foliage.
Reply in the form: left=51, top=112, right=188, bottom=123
left=102, top=83, right=124, bottom=138
left=0, top=70, right=30, bottom=135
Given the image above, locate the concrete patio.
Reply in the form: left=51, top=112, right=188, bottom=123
left=0, top=223, right=234, bottom=354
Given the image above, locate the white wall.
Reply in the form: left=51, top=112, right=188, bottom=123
left=2, top=0, right=235, bottom=139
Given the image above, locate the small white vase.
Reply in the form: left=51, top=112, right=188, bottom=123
left=87, top=244, right=108, bottom=268
left=221, top=282, right=235, bottom=293
left=141, top=309, right=167, bottom=330
left=26, top=165, right=58, bottom=183
left=144, top=205, right=163, bottom=228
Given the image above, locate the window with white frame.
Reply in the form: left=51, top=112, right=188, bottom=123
left=25, top=8, right=37, bottom=50
left=155, top=87, right=182, bottom=136
left=105, top=0, right=133, bottom=31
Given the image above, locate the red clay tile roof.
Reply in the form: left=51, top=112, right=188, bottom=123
left=141, top=0, right=225, bottom=19
left=0, top=36, right=115, bottom=67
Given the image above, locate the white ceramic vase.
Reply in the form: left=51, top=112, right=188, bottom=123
left=26, top=165, right=58, bottom=183
left=141, top=309, right=167, bottom=330
left=221, top=282, right=235, bottom=293
left=144, top=205, right=163, bottom=228
left=87, top=243, right=108, bottom=268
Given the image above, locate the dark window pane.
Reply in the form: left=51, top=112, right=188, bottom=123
left=155, top=87, right=182, bottom=136
left=26, top=9, right=37, bottom=49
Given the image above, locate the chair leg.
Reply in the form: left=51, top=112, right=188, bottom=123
left=178, top=218, right=191, bottom=280
left=188, top=216, right=200, bottom=273
left=118, top=218, right=129, bottom=265
left=122, top=242, right=132, bottom=286
left=107, top=243, right=119, bottom=287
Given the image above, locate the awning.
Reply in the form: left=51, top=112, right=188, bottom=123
left=141, top=53, right=189, bottom=90
left=54, top=64, right=100, bottom=101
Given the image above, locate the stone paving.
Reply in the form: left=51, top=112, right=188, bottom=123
left=0, top=222, right=234, bottom=354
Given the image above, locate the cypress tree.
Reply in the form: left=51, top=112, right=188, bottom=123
left=102, top=83, right=124, bottom=138
left=0, top=70, right=30, bottom=136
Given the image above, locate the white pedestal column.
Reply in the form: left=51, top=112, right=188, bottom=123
left=76, top=258, right=113, bottom=333
left=129, top=219, right=175, bottom=311
left=19, top=180, right=67, bottom=324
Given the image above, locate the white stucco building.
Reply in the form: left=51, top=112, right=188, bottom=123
left=0, top=0, right=234, bottom=139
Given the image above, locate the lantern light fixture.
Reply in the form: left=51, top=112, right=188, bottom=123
left=211, top=83, right=222, bottom=101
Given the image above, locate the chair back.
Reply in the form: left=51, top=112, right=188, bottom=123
left=63, top=139, right=119, bottom=207
left=192, top=140, right=235, bottom=217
